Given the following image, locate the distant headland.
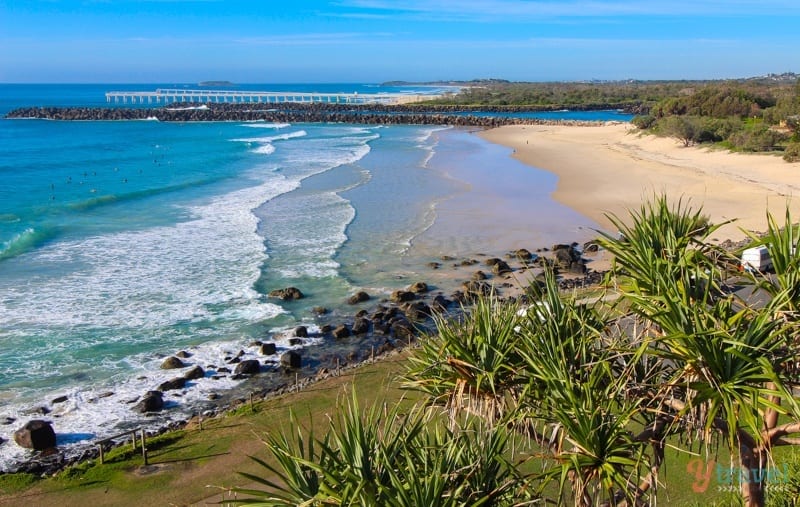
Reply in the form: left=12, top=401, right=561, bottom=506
left=198, top=80, right=235, bottom=87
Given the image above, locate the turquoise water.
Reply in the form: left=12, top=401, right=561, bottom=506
left=0, top=84, right=614, bottom=469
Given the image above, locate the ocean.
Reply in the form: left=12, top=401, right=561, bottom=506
left=0, top=83, right=628, bottom=470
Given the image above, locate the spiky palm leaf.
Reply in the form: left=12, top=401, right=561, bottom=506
left=402, top=293, right=526, bottom=425
left=226, top=392, right=531, bottom=506
left=597, top=194, right=730, bottom=306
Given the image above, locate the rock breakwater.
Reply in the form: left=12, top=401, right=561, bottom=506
left=5, top=102, right=622, bottom=127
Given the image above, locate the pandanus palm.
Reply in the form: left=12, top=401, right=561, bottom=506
left=224, top=394, right=531, bottom=506
left=513, top=269, right=655, bottom=507
left=599, top=195, right=800, bottom=507
left=403, top=293, right=527, bottom=425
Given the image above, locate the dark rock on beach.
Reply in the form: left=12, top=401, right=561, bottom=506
left=268, top=287, right=304, bottom=300
left=488, top=258, right=512, bottom=275
left=390, top=289, right=416, bottom=303
left=332, top=325, right=351, bottom=339
left=51, top=395, right=68, bottom=405
left=513, top=248, right=534, bottom=260
left=161, top=356, right=186, bottom=369
left=158, top=377, right=187, bottom=391
left=407, top=281, right=429, bottom=294
left=583, top=241, right=600, bottom=253
left=233, top=359, right=261, bottom=376
left=260, top=342, right=277, bottom=355
left=184, top=366, right=205, bottom=380
left=432, top=294, right=451, bottom=312
left=14, top=420, right=56, bottom=450
left=294, top=326, right=308, bottom=338
left=281, top=351, right=302, bottom=369
left=403, top=301, right=431, bottom=321
left=134, top=391, right=164, bottom=413
left=553, top=243, right=587, bottom=274
left=352, top=317, right=371, bottom=335
left=347, top=291, right=370, bottom=304
left=472, top=270, right=488, bottom=280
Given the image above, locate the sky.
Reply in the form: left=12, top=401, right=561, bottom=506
left=0, top=0, right=798, bottom=83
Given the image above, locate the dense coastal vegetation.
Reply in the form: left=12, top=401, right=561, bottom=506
left=429, top=75, right=800, bottom=161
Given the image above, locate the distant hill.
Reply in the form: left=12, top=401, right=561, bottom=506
left=198, top=81, right=235, bottom=87
left=381, top=79, right=510, bottom=86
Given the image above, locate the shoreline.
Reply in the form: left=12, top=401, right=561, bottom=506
left=2, top=242, right=605, bottom=477
left=0, top=124, right=606, bottom=476
left=6, top=119, right=786, bottom=484
left=479, top=123, right=800, bottom=242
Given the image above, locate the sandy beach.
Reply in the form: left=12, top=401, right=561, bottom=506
left=480, top=123, right=800, bottom=243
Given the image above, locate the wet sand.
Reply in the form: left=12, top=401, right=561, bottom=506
left=479, top=123, right=800, bottom=242
left=409, top=128, right=601, bottom=259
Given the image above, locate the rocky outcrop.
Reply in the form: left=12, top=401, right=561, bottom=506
left=184, top=366, right=205, bottom=380
left=158, top=377, right=187, bottom=391
left=553, top=243, right=587, bottom=274
left=332, top=325, right=351, bottom=339
left=513, top=248, right=534, bottom=261
left=407, top=282, right=429, bottom=294
left=485, top=258, right=512, bottom=275
left=161, top=356, right=186, bottom=369
left=281, top=351, right=302, bottom=369
left=352, top=318, right=371, bottom=335
left=233, top=359, right=261, bottom=375
left=268, top=287, right=304, bottom=300
left=133, top=391, right=164, bottom=413
left=14, top=420, right=56, bottom=450
left=260, top=342, right=277, bottom=355
left=403, top=301, right=431, bottom=321
left=390, top=290, right=416, bottom=303
left=347, top=291, right=370, bottom=304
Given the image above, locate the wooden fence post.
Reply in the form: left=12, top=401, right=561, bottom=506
left=141, top=429, right=148, bottom=466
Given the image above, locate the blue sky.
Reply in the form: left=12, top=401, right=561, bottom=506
left=1, top=0, right=798, bottom=83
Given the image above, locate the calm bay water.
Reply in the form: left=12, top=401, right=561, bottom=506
left=0, top=84, right=622, bottom=470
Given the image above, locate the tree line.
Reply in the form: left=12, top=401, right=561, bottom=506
left=427, top=77, right=800, bottom=161
left=631, top=80, right=800, bottom=161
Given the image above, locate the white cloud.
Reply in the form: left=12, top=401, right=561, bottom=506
left=333, top=0, right=800, bottom=21
left=233, top=32, right=393, bottom=46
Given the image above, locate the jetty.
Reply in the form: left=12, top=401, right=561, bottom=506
left=105, top=89, right=437, bottom=105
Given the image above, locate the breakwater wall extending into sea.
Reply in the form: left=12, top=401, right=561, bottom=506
left=5, top=102, right=630, bottom=126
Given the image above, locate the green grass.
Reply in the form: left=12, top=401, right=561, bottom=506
left=0, top=473, right=38, bottom=495
left=1, top=348, right=796, bottom=506
left=0, top=353, right=411, bottom=506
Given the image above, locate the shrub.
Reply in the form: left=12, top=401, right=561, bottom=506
left=631, top=114, right=656, bottom=129
left=728, top=125, right=788, bottom=152
left=783, top=141, right=800, bottom=162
